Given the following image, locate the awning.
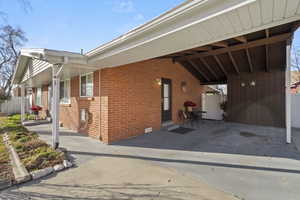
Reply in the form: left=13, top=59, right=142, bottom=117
left=13, top=49, right=98, bottom=87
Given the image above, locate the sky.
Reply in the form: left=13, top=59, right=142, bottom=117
left=0, top=0, right=185, bottom=53
left=1, top=0, right=300, bottom=55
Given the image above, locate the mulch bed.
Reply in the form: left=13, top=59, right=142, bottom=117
left=1, top=115, right=65, bottom=173
left=0, top=134, right=15, bottom=186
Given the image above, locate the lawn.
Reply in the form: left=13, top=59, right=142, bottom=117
left=0, top=115, right=64, bottom=172
left=0, top=124, right=14, bottom=183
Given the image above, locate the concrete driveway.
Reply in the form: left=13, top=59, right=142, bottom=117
left=2, top=121, right=300, bottom=200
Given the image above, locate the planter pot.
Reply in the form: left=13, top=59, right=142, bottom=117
left=187, top=106, right=193, bottom=112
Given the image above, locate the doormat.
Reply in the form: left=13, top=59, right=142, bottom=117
left=170, top=127, right=194, bottom=134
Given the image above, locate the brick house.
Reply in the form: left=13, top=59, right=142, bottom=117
left=12, top=0, right=300, bottom=145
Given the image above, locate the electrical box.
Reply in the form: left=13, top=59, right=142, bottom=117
left=145, top=127, right=153, bottom=134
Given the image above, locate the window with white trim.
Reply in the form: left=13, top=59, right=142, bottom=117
left=60, top=79, right=70, bottom=104
left=80, top=73, right=93, bottom=97
left=35, top=88, right=42, bottom=106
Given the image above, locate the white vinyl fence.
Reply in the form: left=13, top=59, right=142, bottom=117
left=0, top=97, right=30, bottom=115
left=292, top=93, right=300, bottom=128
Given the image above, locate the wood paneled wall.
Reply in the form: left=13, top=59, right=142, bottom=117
left=227, top=70, right=285, bottom=127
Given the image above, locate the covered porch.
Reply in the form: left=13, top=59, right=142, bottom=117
left=12, top=49, right=97, bottom=148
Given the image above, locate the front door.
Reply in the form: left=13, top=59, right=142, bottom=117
left=161, top=78, right=172, bottom=122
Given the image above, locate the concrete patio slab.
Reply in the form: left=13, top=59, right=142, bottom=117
left=2, top=121, right=300, bottom=200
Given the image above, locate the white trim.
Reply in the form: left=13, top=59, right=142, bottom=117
left=59, top=79, right=71, bottom=104
left=286, top=43, right=292, bottom=144
left=20, top=84, right=25, bottom=124
left=79, top=72, right=94, bottom=97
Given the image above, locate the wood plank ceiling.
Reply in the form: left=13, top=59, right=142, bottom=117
left=161, top=21, right=299, bottom=85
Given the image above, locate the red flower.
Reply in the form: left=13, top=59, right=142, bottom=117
left=31, top=105, right=42, bottom=111
left=184, top=101, right=196, bottom=107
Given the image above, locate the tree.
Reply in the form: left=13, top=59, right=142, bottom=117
left=291, top=44, right=300, bottom=83
left=0, top=0, right=30, bottom=100
left=0, top=25, right=27, bottom=100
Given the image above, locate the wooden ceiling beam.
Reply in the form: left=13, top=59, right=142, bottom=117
left=265, top=29, right=270, bottom=72
left=200, top=80, right=227, bottom=85
left=199, top=57, right=218, bottom=80
left=193, top=46, right=212, bottom=51
left=187, top=60, right=211, bottom=82
left=211, top=41, right=228, bottom=47
left=235, top=36, right=247, bottom=43
left=228, top=52, right=240, bottom=74
left=174, top=32, right=291, bottom=62
left=265, top=46, right=269, bottom=72
left=178, top=61, right=203, bottom=81
left=213, top=55, right=227, bottom=76
left=236, top=36, right=253, bottom=73
left=245, top=49, right=253, bottom=73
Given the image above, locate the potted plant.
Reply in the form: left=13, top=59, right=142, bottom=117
left=184, top=101, right=197, bottom=112
left=31, top=105, right=42, bottom=120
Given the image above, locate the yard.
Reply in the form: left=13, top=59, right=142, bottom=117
left=0, top=123, right=14, bottom=185
left=0, top=115, right=65, bottom=188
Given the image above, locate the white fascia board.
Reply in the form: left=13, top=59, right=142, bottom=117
left=12, top=55, right=29, bottom=85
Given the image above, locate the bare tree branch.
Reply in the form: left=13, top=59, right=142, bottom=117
left=0, top=25, right=27, bottom=100
left=291, top=44, right=300, bottom=83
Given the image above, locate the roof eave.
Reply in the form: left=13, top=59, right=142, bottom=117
left=11, top=48, right=89, bottom=85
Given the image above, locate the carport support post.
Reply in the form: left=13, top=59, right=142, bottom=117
left=51, top=64, right=62, bottom=149
left=20, top=84, right=25, bottom=124
left=286, top=42, right=292, bottom=144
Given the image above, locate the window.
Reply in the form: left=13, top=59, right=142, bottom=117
left=35, top=88, right=42, bottom=106
left=80, top=73, right=93, bottom=97
left=60, top=79, right=70, bottom=104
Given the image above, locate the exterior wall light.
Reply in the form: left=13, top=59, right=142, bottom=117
left=181, top=81, right=187, bottom=93
left=155, top=78, right=162, bottom=86
left=241, top=82, right=246, bottom=87
left=250, top=81, right=256, bottom=87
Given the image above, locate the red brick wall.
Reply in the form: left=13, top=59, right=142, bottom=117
left=59, top=71, right=101, bottom=139
left=33, top=71, right=101, bottom=139
left=100, top=59, right=203, bottom=143
left=31, top=59, right=203, bottom=144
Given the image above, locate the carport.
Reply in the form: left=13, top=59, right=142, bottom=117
left=161, top=22, right=296, bottom=143
left=84, top=0, right=300, bottom=144
left=12, top=49, right=97, bottom=148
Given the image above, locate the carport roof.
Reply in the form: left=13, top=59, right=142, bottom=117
left=12, top=0, right=300, bottom=86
